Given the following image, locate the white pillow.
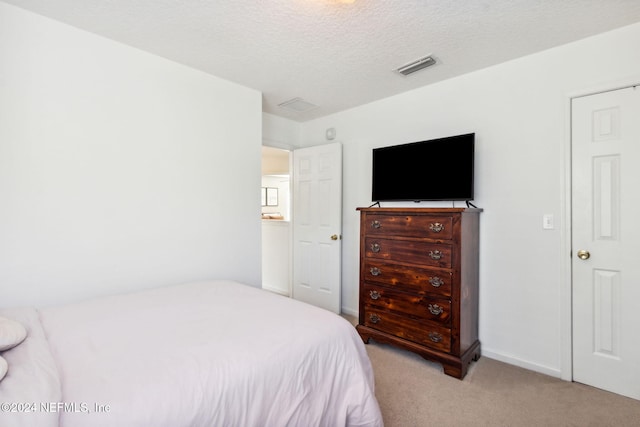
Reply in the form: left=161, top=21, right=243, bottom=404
left=0, top=316, right=27, bottom=351
left=0, top=355, right=7, bottom=381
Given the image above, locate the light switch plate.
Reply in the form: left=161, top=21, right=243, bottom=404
left=543, top=214, right=554, bottom=230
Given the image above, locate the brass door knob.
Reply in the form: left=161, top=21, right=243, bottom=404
left=330, top=234, right=339, bottom=241
left=577, top=250, right=591, bottom=260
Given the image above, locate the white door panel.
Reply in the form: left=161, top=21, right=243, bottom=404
left=572, top=86, right=640, bottom=400
left=292, top=143, right=342, bottom=313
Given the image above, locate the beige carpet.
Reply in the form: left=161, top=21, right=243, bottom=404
left=343, top=316, right=640, bottom=426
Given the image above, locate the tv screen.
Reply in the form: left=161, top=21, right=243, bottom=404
left=372, top=133, right=475, bottom=202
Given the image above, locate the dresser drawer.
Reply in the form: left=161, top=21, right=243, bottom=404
left=364, top=307, right=452, bottom=352
left=364, top=285, right=451, bottom=325
left=365, top=214, right=453, bottom=240
left=365, top=237, right=452, bottom=268
left=363, top=260, right=452, bottom=296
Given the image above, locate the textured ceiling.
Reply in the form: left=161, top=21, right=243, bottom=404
left=4, top=0, right=640, bottom=121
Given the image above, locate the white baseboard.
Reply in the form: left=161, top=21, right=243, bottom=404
left=262, top=285, right=289, bottom=297
left=341, top=306, right=358, bottom=317
left=481, top=348, right=562, bottom=379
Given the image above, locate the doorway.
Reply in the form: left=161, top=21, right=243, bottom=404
left=261, top=146, right=292, bottom=296
left=260, top=142, right=344, bottom=314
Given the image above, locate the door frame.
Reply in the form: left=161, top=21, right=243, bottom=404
left=561, top=76, right=640, bottom=382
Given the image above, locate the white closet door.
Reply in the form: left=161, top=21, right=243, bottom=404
left=572, top=86, right=640, bottom=400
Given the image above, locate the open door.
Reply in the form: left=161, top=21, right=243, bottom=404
left=292, top=143, right=342, bottom=313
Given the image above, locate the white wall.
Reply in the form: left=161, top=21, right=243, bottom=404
left=262, top=113, right=301, bottom=150
left=0, top=3, right=263, bottom=308
left=299, top=23, right=640, bottom=377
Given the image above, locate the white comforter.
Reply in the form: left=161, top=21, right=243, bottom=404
left=0, top=280, right=382, bottom=427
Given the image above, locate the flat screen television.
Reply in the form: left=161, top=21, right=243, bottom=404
left=372, top=133, right=475, bottom=202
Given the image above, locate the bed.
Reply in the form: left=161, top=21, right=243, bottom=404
left=0, top=280, right=383, bottom=427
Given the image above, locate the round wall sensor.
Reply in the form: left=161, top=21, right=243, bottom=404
left=326, top=128, right=336, bottom=140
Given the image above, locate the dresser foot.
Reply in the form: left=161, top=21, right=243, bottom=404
left=437, top=341, right=481, bottom=379
left=355, top=324, right=371, bottom=344
left=442, top=364, right=463, bottom=379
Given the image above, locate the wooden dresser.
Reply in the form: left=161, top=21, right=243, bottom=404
left=356, top=207, right=481, bottom=379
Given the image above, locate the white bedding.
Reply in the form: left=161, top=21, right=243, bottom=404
left=0, top=308, right=61, bottom=427
left=1, top=280, right=382, bottom=427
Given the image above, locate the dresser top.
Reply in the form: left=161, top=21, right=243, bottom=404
left=357, top=207, right=482, bottom=213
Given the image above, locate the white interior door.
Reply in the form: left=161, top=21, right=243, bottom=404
left=292, top=143, right=342, bottom=313
left=572, top=86, right=640, bottom=400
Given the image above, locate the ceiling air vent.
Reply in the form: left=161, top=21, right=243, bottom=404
left=395, top=55, right=436, bottom=76
left=277, top=97, right=318, bottom=113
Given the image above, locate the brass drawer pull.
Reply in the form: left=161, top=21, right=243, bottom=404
left=371, top=243, right=381, bottom=253
left=369, top=290, right=381, bottom=300
left=428, top=332, right=443, bottom=343
left=369, top=267, right=381, bottom=276
left=371, top=220, right=381, bottom=229
left=369, top=313, right=381, bottom=324
left=429, top=222, right=444, bottom=233
left=428, top=304, right=443, bottom=315
left=429, top=276, right=444, bottom=288
left=428, top=250, right=443, bottom=260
